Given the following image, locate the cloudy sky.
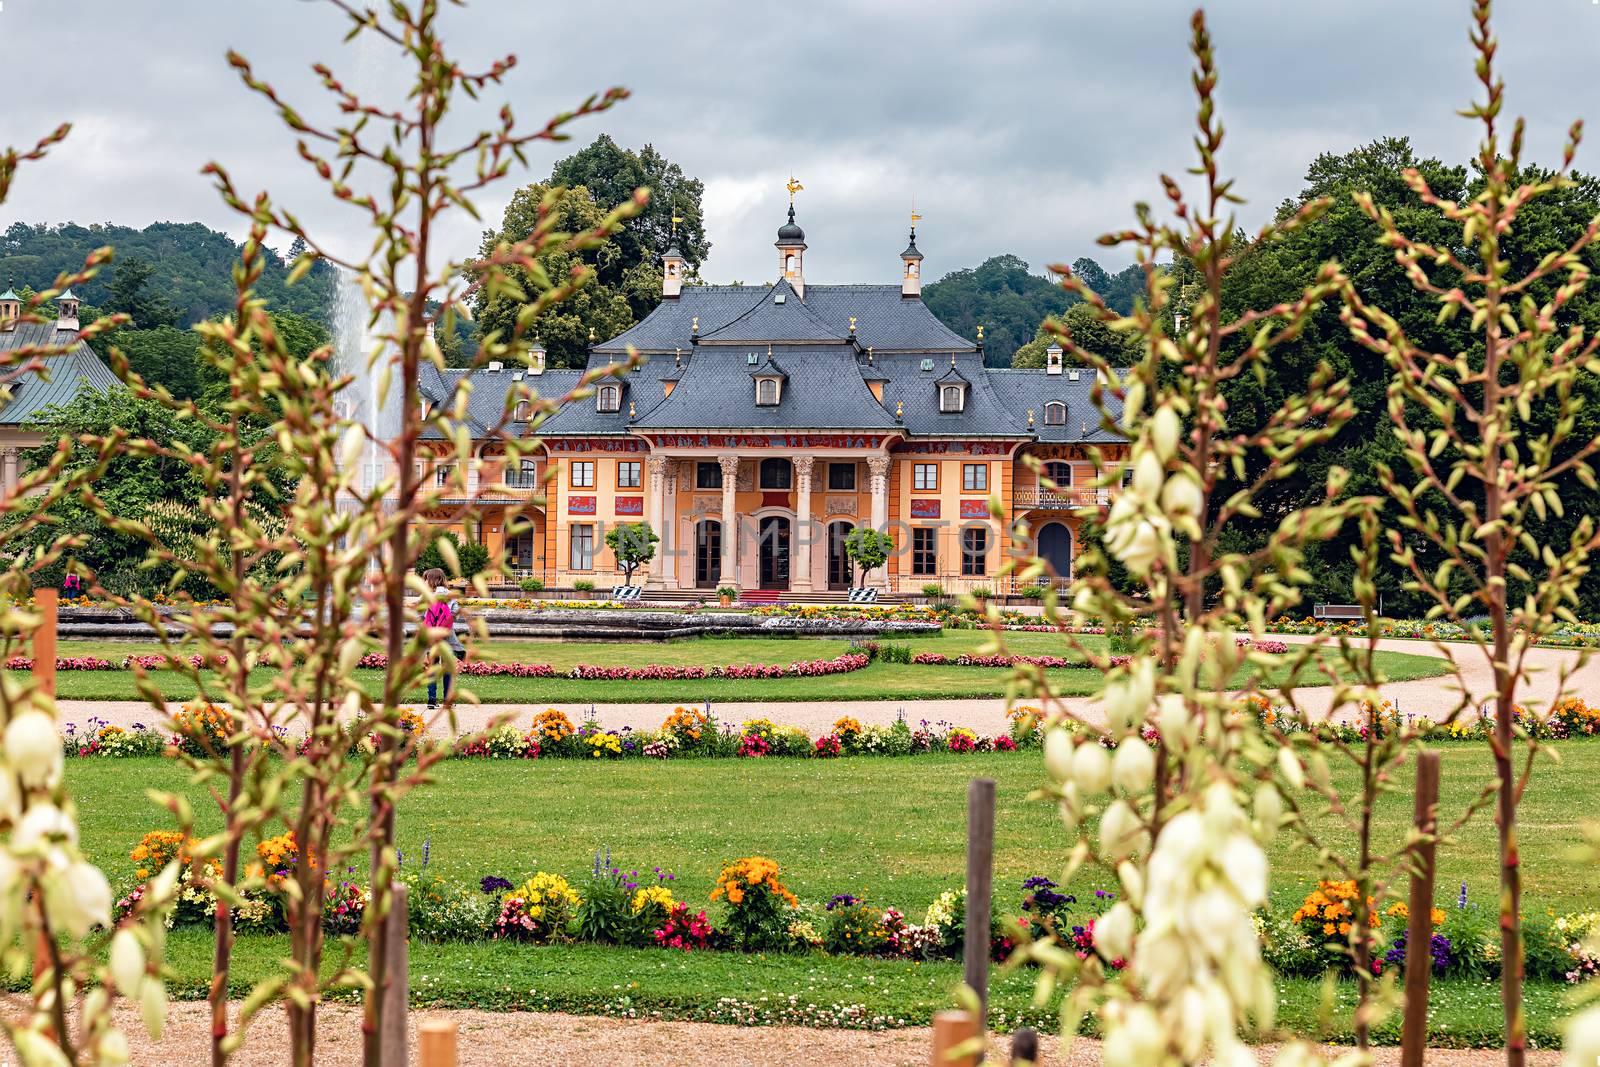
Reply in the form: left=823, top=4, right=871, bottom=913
left=1, top=1, right=1596, bottom=287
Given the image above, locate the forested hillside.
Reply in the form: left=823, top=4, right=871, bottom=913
left=923, top=254, right=1144, bottom=366
left=0, top=221, right=332, bottom=327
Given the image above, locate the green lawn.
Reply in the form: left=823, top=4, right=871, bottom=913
left=20, top=632, right=1448, bottom=704
left=66, top=743, right=1597, bottom=1045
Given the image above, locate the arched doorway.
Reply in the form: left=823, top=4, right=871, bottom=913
left=695, top=520, right=722, bottom=587
left=1037, top=522, right=1073, bottom=584
left=827, top=521, right=854, bottom=590
left=758, top=516, right=791, bottom=589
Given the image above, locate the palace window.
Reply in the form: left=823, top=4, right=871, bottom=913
left=759, top=457, right=792, bottom=490
left=696, top=461, right=723, bottom=489
left=514, top=399, right=533, bottom=421
left=913, top=463, right=938, bottom=491
left=571, top=461, right=594, bottom=488
left=961, top=527, right=989, bottom=576
left=963, top=463, right=988, bottom=492
left=1045, top=461, right=1072, bottom=488
left=828, top=462, right=856, bottom=491
left=617, top=460, right=641, bottom=488
left=912, top=528, right=938, bottom=575
left=1044, top=402, right=1066, bottom=425
left=596, top=383, right=622, bottom=413
left=434, top=463, right=455, bottom=488
left=755, top=377, right=782, bottom=406
left=569, top=524, right=595, bottom=570
left=940, top=384, right=966, bottom=413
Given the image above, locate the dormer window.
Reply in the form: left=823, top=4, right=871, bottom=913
left=1044, top=402, right=1066, bottom=425
left=756, top=377, right=782, bottom=406
left=514, top=399, right=532, bottom=421
left=940, top=383, right=966, bottom=413
left=596, top=383, right=621, bottom=413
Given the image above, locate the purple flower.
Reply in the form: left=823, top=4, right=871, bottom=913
left=825, top=893, right=860, bottom=911
left=480, top=875, right=513, bottom=895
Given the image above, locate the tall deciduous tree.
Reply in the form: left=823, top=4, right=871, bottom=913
left=471, top=183, right=637, bottom=367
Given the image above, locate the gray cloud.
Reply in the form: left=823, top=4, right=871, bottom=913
left=1, top=0, right=1595, bottom=288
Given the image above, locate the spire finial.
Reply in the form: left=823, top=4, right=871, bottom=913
left=895, top=400, right=904, bottom=421
left=976, top=324, right=985, bottom=343
left=691, top=315, right=699, bottom=335
left=767, top=343, right=773, bottom=359
left=849, top=315, right=857, bottom=335
left=951, top=351, right=958, bottom=368
left=674, top=346, right=682, bottom=367
left=786, top=175, right=803, bottom=203
left=1028, top=409, right=1036, bottom=428
left=671, top=214, right=682, bottom=237
left=629, top=401, right=637, bottom=420
left=588, top=325, right=597, bottom=343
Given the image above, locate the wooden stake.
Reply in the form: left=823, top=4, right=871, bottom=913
left=1009, top=1026, right=1039, bottom=1066
left=33, top=587, right=57, bottom=699
left=381, top=883, right=410, bottom=1067
left=1400, top=750, right=1441, bottom=1067
left=417, top=1018, right=457, bottom=1067
left=964, top=778, right=996, bottom=1027
left=931, top=1009, right=979, bottom=1067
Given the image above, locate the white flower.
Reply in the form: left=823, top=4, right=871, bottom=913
left=1161, top=472, right=1203, bottom=517
left=12, top=802, right=77, bottom=855
left=110, top=928, right=146, bottom=994
left=1131, top=450, right=1164, bottom=499
left=1102, top=1004, right=1165, bottom=1067
left=5, top=711, right=63, bottom=787
left=1099, top=799, right=1146, bottom=860
left=1112, top=737, right=1155, bottom=793
left=1103, top=658, right=1155, bottom=737
left=1151, top=405, right=1182, bottom=461
left=1070, top=741, right=1112, bottom=794
left=1155, top=693, right=1194, bottom=751
left=1095, top=901, right=1136, bottom=961
left=96, top=1030, right=131, bottom=1066
left=140, top=977, right=167, bottom=1041
left=1253, top=786, right=1283, bottom=841
left=1563, top=1003, right=1600, bottom=1067
left=1277, top=745, right=1306, bottom=790
left=1108, top=518, right=1163, bottom=576
left=45, top=860, right=112, bottom=937
left=12, top=1027, right=72, bottom=1067
left=1043, top=728, right=1073, bottom=782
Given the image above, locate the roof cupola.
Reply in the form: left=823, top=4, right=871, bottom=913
left=900, top=214, right=924, bottom=298
left=776, top=177, right=807, bottom=298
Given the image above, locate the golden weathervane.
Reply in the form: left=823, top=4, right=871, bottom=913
left=786, top=176, right=803, bottom=202
left=670, top=215, right=683, bottom=236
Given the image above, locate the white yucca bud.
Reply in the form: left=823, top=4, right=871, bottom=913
left=1043, top=727, right=1074, bottom=782
left=1103, top=658, right=1154, bottom=736
left=1173, top=986, right=1209, bottom=1063
left=1562, top=1004, right=1600, bottom=1067
left=1253, top=786, right=1283, bottom=840
left=1102, top=1005, right=1165, bottom=1067
left=1151, top=405, right=1181, bottom=461
left=1161, top=471, right=1203, bottom=517
left=140, top=978, right=166, bottom=1041
left=339, top=423, right=366, bottom=475
left=1131, top=449, right=1164, bottom=499
left=1112, top=737, right=1155, bottom=793
left=1277, top=745, right=1306, bottom=790
left=12, top=802, right=77, bottom=853
left=5, top=711, right=64, bottom=787
left=13, top=1028, right=72, bottom=1067
left=1095, top=901, right=1136, bottom=961
left=1111, top=518, right=1163, bottom=576
left=1099, top=799, right=1145, bottom=859
left=110, top=928, right=146, bottom=995
left=96, top=1030, right=131, bottom=1066
left=1071, top=741, right=1112, bottom=794
left=45, top=860, right=112, bottom=937
left=1155, top=693, right=1193, bottom=751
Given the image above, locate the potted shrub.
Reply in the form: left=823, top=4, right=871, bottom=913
left=573, top=579, right=595, bottom=597
left=717, top=585, right=738, bottom=607
left=520, top=577, right=545, bottom=594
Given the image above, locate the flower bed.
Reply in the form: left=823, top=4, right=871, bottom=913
left=13, top=650, right=869, bottom=681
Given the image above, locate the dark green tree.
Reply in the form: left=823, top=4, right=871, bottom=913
left=114, top=326, right=204, bottom=399
left=1014, top=302, right=1141, bottom=367
left=843, top=527, right=892, bottom=588
left=415, top=530, right=489, bottom=580
left=107, top=256, right=179, bottom=329
left=604, top=521, right=659, bottom=582
left=551, top=135, right=710, bottom=316
left=471, top=183, right=637, bottom=367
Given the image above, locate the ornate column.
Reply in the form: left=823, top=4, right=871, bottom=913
left=0, top=448, right=16, bottom=499
left=645, top=454, right=668, bottom=588
left=718, top=454, right=740, bottom=587
left=867, top=454, right=891, bottom=591
left=792, top=456, right=814, bottom=593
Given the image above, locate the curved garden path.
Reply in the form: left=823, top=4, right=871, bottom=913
left=118, top=1002, right=1560, bottom=1065
left=54, top=634, right=1599, bottom=738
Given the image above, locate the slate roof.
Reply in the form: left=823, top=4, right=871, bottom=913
left=418, top=362, right=584, bottom=440
left=632, top=343, right=899, bottom=431
left=0, top=322, right=119, bottom=426
left=877, top=352, right=1030, bottom=438
left=698, top=279, right=846, bottom=344
left=987, top=368, right=1126, bottom=442
left=593, top=283, right=975, bottom=355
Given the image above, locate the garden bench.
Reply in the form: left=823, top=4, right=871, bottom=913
left=1313, top=603, right=1362, bottom=620
left=610, top=585, right=642, bottom=601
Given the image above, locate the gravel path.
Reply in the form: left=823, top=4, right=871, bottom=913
left=118, top=1002, right=1562, bottom=1066
left=55, top=635, right=1598, bottom=739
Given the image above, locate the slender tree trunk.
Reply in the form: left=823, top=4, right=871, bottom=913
left=210, top=745, right=244, bottom=1067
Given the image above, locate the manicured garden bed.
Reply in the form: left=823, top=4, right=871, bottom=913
left=12, top=631, right=1451, bottom=703
left=66, top=745, right=1599, bottom=1045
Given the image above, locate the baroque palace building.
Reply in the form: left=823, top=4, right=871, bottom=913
left=418, top=202, right=1126, bottom=595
